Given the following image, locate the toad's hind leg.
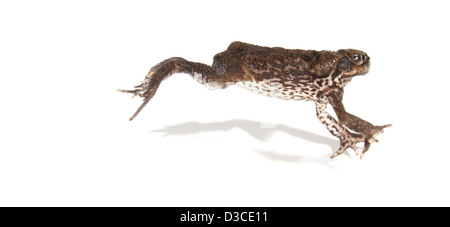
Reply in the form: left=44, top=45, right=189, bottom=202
left=118, top=57, right=226, bottom=121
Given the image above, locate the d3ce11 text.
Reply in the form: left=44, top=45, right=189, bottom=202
left=180, top=211, right=268, bottom=224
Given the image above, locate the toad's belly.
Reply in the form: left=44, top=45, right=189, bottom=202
left=234, top=79, right=318, bottom=101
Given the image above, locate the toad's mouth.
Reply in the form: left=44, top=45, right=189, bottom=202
left=343, top=69, right=369, bottom=78
left=352, top=63, right=370, bottom=77
left=354, top=71, right=369, bottom=77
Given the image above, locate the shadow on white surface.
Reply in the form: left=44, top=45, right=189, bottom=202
left=151, top=119, right=340, bottom=167
left=251, top=149, right=337, bottom=169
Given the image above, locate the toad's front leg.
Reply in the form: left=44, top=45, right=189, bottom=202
left=118, top=57, right=226, bottom=121
left=325, top=91, right=392, bottom=158
left=315, top=98, right=365, bottom=158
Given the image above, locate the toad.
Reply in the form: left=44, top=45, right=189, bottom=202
left=118, top=42, right=391, bottom=159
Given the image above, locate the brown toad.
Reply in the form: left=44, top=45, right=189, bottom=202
left=118, top=41, right=391, bottom=159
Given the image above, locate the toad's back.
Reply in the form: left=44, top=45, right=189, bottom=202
left=214, top=42, right=320, bottom=80
left=212, top=42, right=325, bottom=101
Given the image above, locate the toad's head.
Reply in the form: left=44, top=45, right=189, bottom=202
left=310, top=49, right=370, bottom=85
left=334, top=49, right=370, bottom=79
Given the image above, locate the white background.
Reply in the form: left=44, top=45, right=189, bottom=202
left=1, top=0, right=449, bottom=206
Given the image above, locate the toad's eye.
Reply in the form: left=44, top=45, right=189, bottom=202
left=351, top=54, right=363, bottom=64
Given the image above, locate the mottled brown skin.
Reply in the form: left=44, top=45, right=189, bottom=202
left=118, top=42, right=391, bottom=159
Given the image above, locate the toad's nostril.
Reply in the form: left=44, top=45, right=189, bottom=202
left=364, top=54, right=370, bottom=65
